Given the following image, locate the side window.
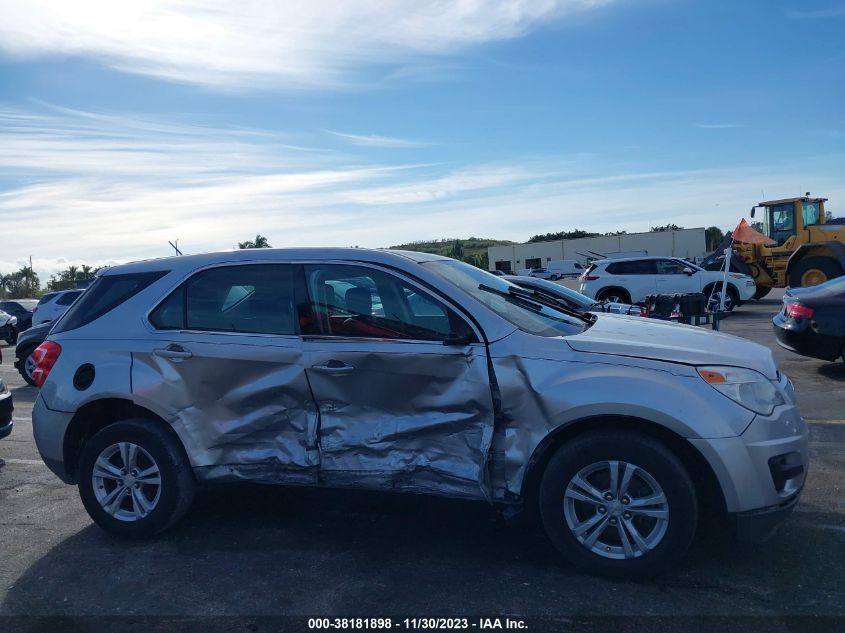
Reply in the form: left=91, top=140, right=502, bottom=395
left=56, top=291, right=82, bottom=306
left=655, top=260, right=686, bottom=275
left=607, top=260, right=656, bottom=275
left=302, top=264, right=469, bottom=342
left=802, top=202, right=819, bottom=227
left=150, top=265, right=296, bottom=335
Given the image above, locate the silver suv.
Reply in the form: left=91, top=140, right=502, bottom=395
left=31, top=249, right=808, bottom=578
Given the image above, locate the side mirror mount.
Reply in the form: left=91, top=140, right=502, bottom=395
left=443, top=331, right=473, bottom=346
left=750, top=207, right=756, bottom=218
left=683, top=267, right=694, bottom=275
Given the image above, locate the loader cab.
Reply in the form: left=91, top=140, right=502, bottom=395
left=751, top=196, right=827, bottom=247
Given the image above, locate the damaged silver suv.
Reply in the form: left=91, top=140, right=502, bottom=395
left=31, top=249, right=807, bottom=578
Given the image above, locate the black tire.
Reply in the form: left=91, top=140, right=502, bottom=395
left=17, top=345, right=37, bottom=386
left=597, top=288, right=631, bottom=304
left=789, top=256, right=843, bottom=288
left=539, top=430, right=697, bottom=579
left=78, top=419, right=195, bottom=538
left=752, top=286, right=772, bottom=300
left=705, top=285, right=739, bottom=312
left=550, top=275, right=559, bottom=281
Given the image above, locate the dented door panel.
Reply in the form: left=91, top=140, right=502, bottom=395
left=304, top=338, right=495, bottom=500
left=132, top=333, right=319, bottom=484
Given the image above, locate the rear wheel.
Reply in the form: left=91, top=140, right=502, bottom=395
left=789, top=257, right=843, bottom=288
left=550, top=274, right=560, bottom=281
left=78, top=419, right=195, bottom=538
left=597, top=288, right=631, bottom=304
left=539, top=430, right=697, bottom=579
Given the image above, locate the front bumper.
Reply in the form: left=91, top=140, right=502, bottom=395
left=734, top=491, right=802, bottom=543
left=0, top=390, right=13, bottom=439
left=773, top=312, right=843, bottom=362
left=689, top=400, right=808, bottom=522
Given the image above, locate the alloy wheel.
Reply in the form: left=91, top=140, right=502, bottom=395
left=563, top=460, right=669, bottom=560
left=92, top=442, right=162, bottom=522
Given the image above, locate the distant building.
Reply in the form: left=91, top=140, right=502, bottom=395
left=488, top=228, right=707, bottom=273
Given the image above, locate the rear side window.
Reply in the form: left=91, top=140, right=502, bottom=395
left=150, top=264, right=297, bottom=335
left=38, top=292, right=59, bottom=305
left=606, top=260, right=656, bottom=275
left=53, top=271, right=169, bottom=333
left=56, top=290, right=83, bottom=306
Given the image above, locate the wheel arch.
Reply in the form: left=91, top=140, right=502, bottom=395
left=62, top=398, right=183, bottom=484
left=786, top=242, right=845, bottom=277
left=519, top=415, right=726, bottom=520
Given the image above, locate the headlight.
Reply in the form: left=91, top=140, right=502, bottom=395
left=9, top=316, right=17, bottom=326
left=697, top=365, right=785, bottom=415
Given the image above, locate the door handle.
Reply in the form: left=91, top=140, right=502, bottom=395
left=311, top=360, right=354, bottom=375
left=153, top=345, right=193, bottom=360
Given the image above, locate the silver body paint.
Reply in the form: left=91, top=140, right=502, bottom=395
left=33, top=248, right=807, bottom=516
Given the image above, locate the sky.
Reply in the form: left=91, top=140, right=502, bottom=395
left=1, top=0, right=843, bottom=280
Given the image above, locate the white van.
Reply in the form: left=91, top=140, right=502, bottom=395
left=529, top=260, right=584, bottom=280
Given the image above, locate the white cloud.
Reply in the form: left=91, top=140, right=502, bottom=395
left=786, top=5, right=845, bottom=19
left=1, top=105, right=843, bottom=282
left=0, top=0, right=616, bottom=90
left=327, top=131, right=427, bottom=148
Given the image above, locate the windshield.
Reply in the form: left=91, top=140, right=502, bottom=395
left=508, top=276, right=594, bottom=308
left=424, top=260, right=587, bottom=337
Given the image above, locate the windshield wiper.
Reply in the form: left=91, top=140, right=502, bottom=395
left=478, top=284, right=596, bottom=325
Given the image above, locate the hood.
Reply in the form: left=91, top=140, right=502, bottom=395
left=566, top=314, right=777, bottom=378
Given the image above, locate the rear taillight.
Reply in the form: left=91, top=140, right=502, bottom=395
left=32, top=341, right=62, bottom=388
left=786, top=303, right=814, bottom=320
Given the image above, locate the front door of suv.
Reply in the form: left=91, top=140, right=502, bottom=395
left=300, top=263, right=495, bottom=500
left=654, top=259, right=700, bottom=295
left=133, top=263, right=319, bottom=484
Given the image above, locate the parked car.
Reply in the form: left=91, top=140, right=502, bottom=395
left=14, top=322, right=51, bottom=386
left=32, top=289, right=84, bottom=327
left=31, top=248, right=806, bottom=578
left=773, top=275, right=845, bottom=362
left=504, top=275, right=644, bottom=316
left=488, top=270, right=506, bottom=276
left=0, top=299, right=38, bottom=331
left=579, top=256, right=756, bottom=311
left=0, top=309, right=18, bottom=344
left=0, top=377, right=12, bottom=439
left=544, top=260, right=586, bottom=280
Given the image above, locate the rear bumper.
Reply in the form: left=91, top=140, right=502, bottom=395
left=773, top=313, right=843, bottom=361
left=0, top=391, right=13, bottom=439
left=32, top=393, right=76, bottom=483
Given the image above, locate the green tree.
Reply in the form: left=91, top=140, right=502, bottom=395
left=238, top=234, right=272, bottom=249
left=527, top=229, right=600, bottom=243
left=650, top=223, right=682, bottom=232
left=705, top=226, right=725, bottom=251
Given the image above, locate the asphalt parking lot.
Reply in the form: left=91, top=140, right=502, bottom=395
left=1, top=289, right=843, bottom=629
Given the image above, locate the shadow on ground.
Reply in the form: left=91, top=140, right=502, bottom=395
left=3, top=483, right=844, bottom=618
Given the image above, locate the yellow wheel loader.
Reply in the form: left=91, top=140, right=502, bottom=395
left=735, top=195, right=845, bottom=298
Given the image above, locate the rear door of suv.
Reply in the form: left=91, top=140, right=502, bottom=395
left=605, top=259, right=658, bottom=302
left=134, top=263, right=319, bottom=484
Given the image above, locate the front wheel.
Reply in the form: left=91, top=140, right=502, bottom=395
left=707, top=286, right=738, bottom=312
left=539, top=430, right=697, bottom=579
left=549, top=274, right=560, bottom=281
left=78, top=419, right=195, bottom=538
left=17, top=346, right=38, bottom=386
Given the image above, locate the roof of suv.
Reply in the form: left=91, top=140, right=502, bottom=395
left=100, top=248, right=453, bottom=275
left=591, top=256, right=689, bottom=266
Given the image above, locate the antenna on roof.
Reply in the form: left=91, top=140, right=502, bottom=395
left=168, top=240, right=182, bottom=256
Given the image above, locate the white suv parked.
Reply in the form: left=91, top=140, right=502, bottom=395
left=579, top=257, right=756, bottom=311
left=32, top=289, right=84, bottom=327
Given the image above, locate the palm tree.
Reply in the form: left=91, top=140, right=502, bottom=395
left=80, top=264, right=94, bottom=279
left=238, top=234, right=272, bottom=249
